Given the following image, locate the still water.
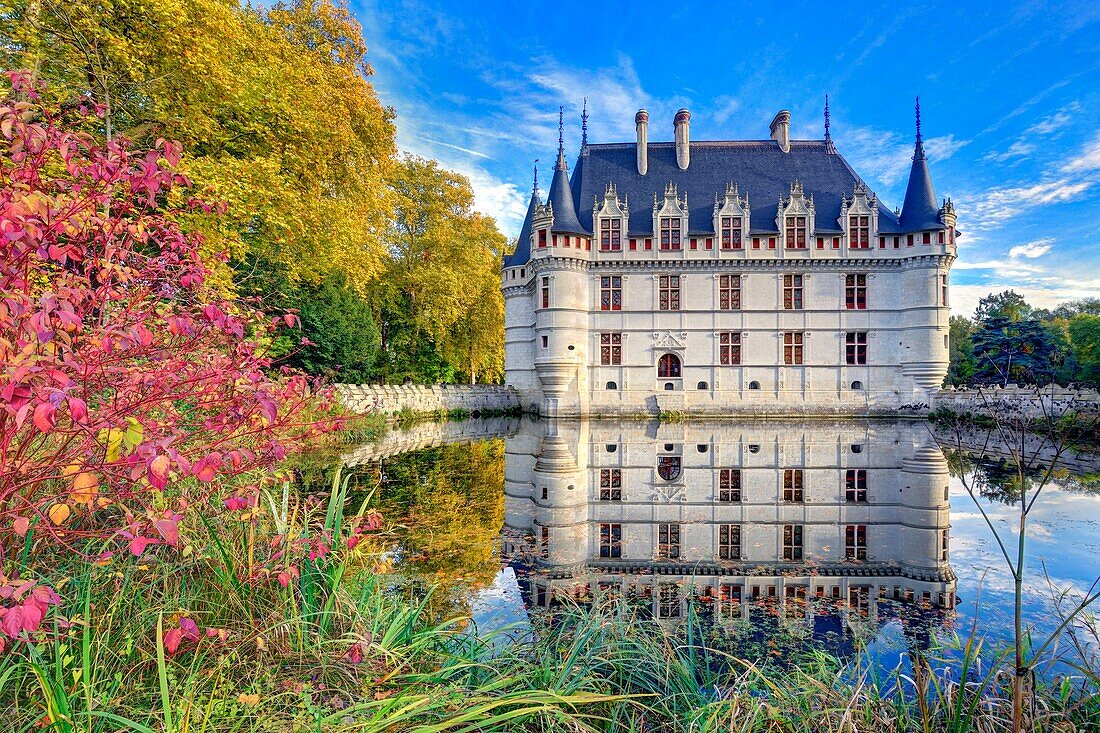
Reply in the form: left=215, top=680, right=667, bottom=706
left=342, top=417, right=1100, bottom=672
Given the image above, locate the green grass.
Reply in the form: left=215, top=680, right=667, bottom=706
left=2, top=472, right=1096, bottom=732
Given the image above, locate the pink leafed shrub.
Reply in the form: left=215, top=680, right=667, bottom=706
left=0, top=74, right=343, bottom=645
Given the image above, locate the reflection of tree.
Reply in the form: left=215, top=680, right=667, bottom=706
left=372, top=440, right=506, bottom=588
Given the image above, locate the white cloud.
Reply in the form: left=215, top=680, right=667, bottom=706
left=841, top=127, right=969, bottom=189
left=418, top=137, right=494, bottom=160
left=454, top=165, right=530, bottom=237
left=710, top=95, right=741, bottom=126
left=951, top=282, right=1098, bottom=318
left=963, top=178, right=1093, bottom=230
left=1007, top=239, right=1053, bottom=259
left=1061, top=132, right=1100, bottom=173
left=924, top=134, right=970, bottom=162
left=1026, top=101, right=1081, bottom=135
left=983, top=140, right=1034, bottom=163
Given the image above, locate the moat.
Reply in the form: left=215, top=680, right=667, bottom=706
left=338, top=416, right=1100, bottom=674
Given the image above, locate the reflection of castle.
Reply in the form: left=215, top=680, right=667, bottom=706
left=503, top=418, right=956, bottom=628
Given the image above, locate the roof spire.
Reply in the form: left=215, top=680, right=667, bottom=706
left=533, top=159, right=539, bottom=197
left=900, top=95, right=939, bottom=231
left=913, top=95, right=926, bottom=160
left=581, top=97, right=589, bottom=148
left=824, top=94, right=835, bottom=154
left=555, top=105, right=566, bottom=169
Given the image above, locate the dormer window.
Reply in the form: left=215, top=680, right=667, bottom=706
left=660, top=217, right=681, bottom=250
left=600, top=218, right=622, bottom=251
left=720, top=217, right=742, bottom=249
left=785, top=216, right=807, bottom=249
left=849, top=216, right=870, bottom=249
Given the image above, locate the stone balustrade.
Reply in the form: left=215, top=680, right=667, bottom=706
left=335, top=383, right=520, bottom=417
left=933, top=385, right=1100, bottom=419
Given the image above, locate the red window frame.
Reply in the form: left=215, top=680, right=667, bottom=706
left=600, top=276, right=622, bottom=311
left=785, top=216, right=807, bottom=249
left=658, top=275, right=680, bottom=311
left=719, top=332, right=741, bottom=365
left=845, top=274, right=867, bottom=310
left=719, top=274, right=740, bottom=310
left=600, top=332, right=622, bottom=365
left=659, top=218, right=681, bottom=251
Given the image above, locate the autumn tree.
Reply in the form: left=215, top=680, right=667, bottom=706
left=0, top=77, right=335, bottom=642
left=2, top=0, right=396, bottom=291
left=375, top=156, right=506, bottom=384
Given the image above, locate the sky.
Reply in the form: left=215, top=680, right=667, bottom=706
left=352, top=0, right=1100, bottom=317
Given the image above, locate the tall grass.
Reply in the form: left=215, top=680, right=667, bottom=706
left=2, top=471, right=1096, bottom=731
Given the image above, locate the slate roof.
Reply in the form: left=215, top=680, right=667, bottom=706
left=546, top=153, right=586, bottom=235
left=899, top=146, right=941, bottom=231
left=505, top=137, right=939, bottom=266
left=571, top=140, right=902, bottom=237
left=504, top=191, right=540, bottom=268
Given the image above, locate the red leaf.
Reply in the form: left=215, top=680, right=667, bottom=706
left=163, top=627, right=183, bottom=655
left=68, top=397, right=88, bottom=424
left=179, top=617, right=200, bottom=640
left=2, top=607, right=24, bottom=637
left=154, top=517, right=179, bottom=547
left=33, top=402, right=55, bottom=432
left=12, top=517, right=29, bottom=537
left=128, top=537, right=154, bottom=556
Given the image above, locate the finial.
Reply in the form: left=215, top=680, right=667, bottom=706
left=914, top=95, right=926, bottom=160
left=824, top=94, right=836, bottom=153
left=533, top=159, right=539, bottom=197
left=555, top=105, right=566, bottom=169
left=581, top=97, right=589, bottom=148
left=558, top=105, right=564, bottom=150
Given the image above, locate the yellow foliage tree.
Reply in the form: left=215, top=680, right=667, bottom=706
left=4, top=0, right=396, bottom=290
left=377, top=156, right=506, bottom=383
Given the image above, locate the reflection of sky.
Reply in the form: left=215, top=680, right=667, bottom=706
left=467, top=567, right=531, bottom=639
left=947, top=476, right=1100, bottom=652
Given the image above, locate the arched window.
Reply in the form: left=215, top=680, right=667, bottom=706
left=657, top=353, right=682, bottom=378
left=697, top=381, right=708, bottom=390
left=748, top=381, right=760, bottom=390
left=850, top=380, right=863, bottom=390
left=605, top=381, right=618, bottom=390
left=657, top=456, right=682, bottom=481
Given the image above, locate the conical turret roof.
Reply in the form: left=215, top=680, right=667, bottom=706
left=547, top=107, right=588, bottom=235
left=505, top=189, right=541, bottom=267
left=899, top=98, right=942, bottom=231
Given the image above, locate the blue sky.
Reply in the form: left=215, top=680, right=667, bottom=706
left=354, top=1, right=1100, bottom=316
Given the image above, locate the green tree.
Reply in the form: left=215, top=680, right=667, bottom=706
left=975, top=290, right=1032, bottom=323
left=946, top=315, right=977, bottom=386
left=971, top=291, right=1063, bottom=386
left=1068, top=314, right=1100, bottom=387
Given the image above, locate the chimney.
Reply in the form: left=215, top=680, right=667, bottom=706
left=770, top=109, right=791, bottom=153
left=674, top=108, right=691, bottom=170
left=635, top=109, right=648, bottom=175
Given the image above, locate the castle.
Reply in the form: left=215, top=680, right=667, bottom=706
left=501, top=100, right=957, bottom=417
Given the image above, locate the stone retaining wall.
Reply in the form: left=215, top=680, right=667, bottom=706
left=933, top=385, right=1100, bottom=419
left=335, top=383, right=520, bottom=416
